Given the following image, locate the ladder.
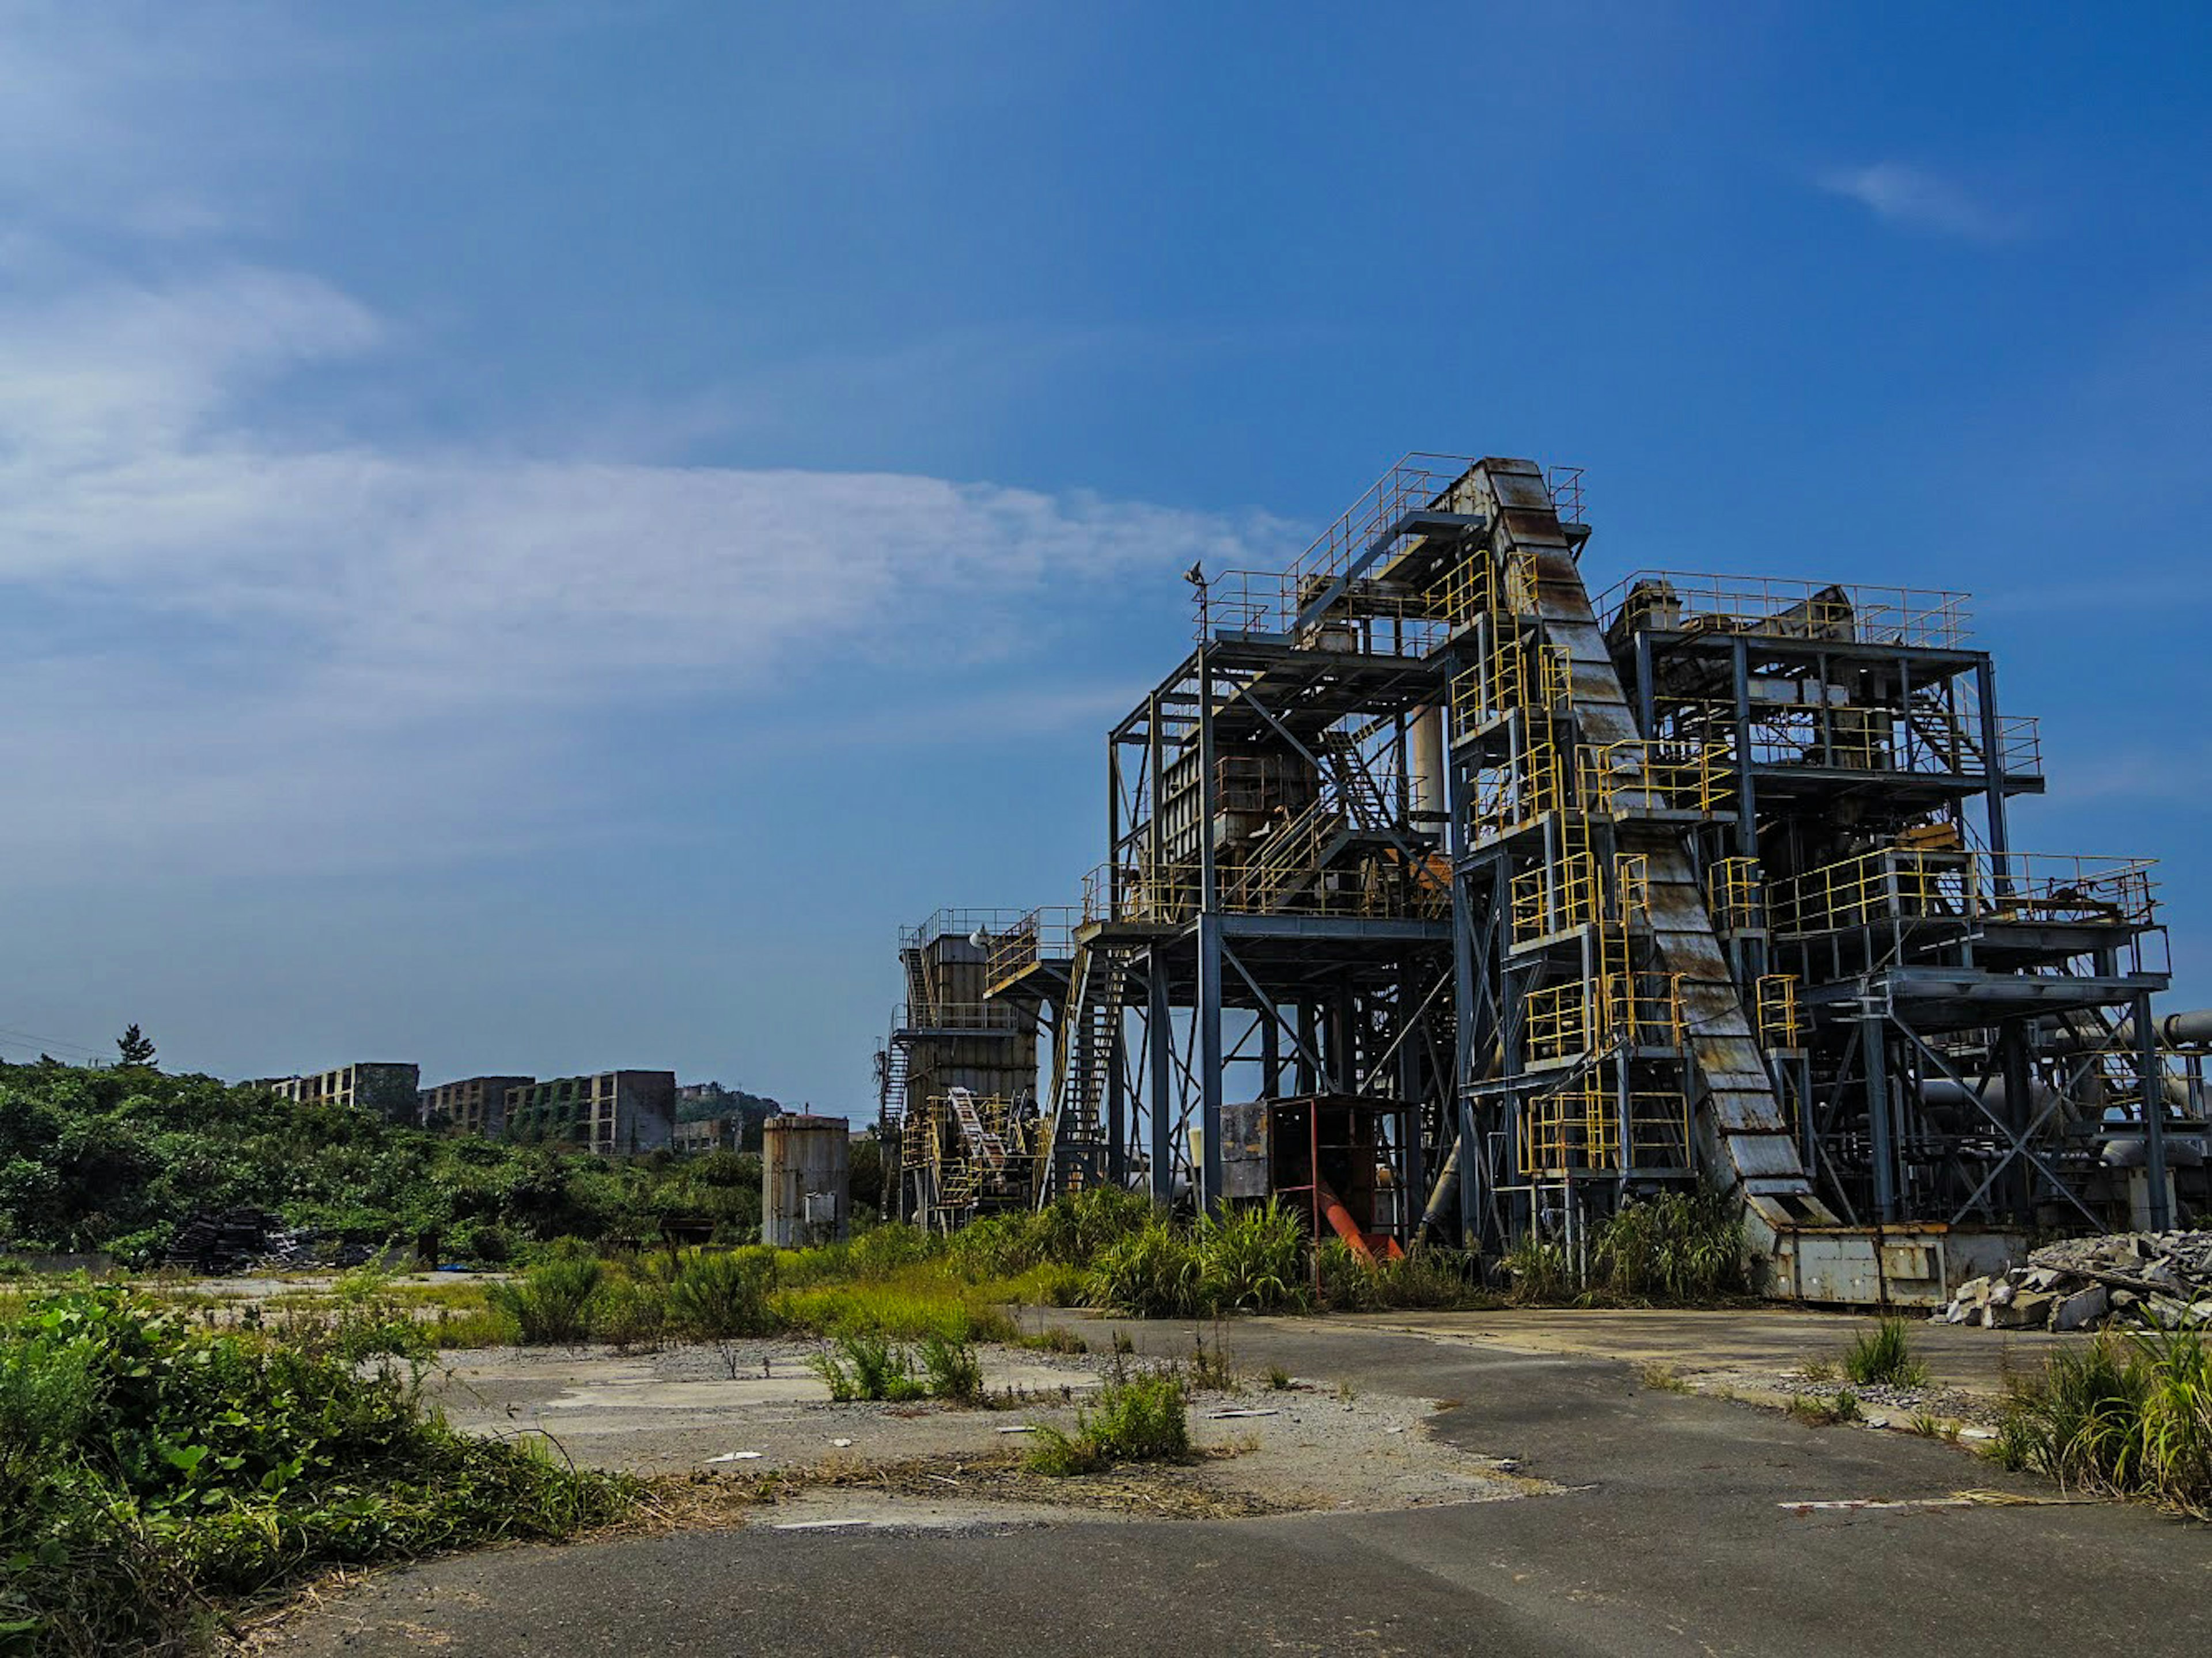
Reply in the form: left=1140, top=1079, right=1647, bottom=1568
left=1036, top=940, right=1124, bottom=1202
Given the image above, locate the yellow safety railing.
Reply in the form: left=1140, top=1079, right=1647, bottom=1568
left=1451, top=633, right=1569, bottom=729
left=1770, top=850, right=2159, bottom=936
left=1106, top=858, right=1451, bottom=925
left=1471, top=739, right=1566, bottom=839
left=891, top=1001, right=1026, bottom=1034
left=1613, top=852, right=1652, bottom=916
left=1578, top=738, right=1735, bottom=818
left=1524, top=973, right=1685, bottom=1063
left=1756, top=973, right=1803, bottom=1049
left=1511, top=847, right=1601, bottom=942
left=1441, top=548, right=1543, bottom=629
left=1707, top=857, right=1765, bottom=933
left=986, top=906, right=1079, bottom=990
left=1520, top=1088, right=1691, bottom=1178
left=1647, top=696, right=2043, bottom=781
left=1594, top=570, right=1972, bottom=650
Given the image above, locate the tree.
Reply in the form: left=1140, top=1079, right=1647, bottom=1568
left=115, top=1025, right=157, bottom=1068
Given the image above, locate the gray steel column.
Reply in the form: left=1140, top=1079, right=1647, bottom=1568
left=1633, top=629, right=1656, bottom=735
left=1975, top=659, right=2011, bottom=891
left=1458, top=1098, right=1483, bottom=1249
left=1259, top=1009, right=1281, bottom=1099
left=1147, top=956, right=1173, bottom=1204
left=1863, top=1008, right=1897, bottom=1223
left=2136, top=988, right=2171, bottom=1230
left=1999, top=1020, right=2035, bottom=1225
left=1198, top=913, right=1225, bottom=1212
left=1729, top=635, right=1758, bottom=859
left=1106, top=1021, right=1127, bottom=1185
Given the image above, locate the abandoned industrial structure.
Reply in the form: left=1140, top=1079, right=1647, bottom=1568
left=877, top=453, right=2206, bottom=1302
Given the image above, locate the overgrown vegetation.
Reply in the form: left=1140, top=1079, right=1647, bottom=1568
left=1503, top=1192, right=1749, bottom=1306
left=806, top=1331, right=986, bottom=1403
left=1025, top=1371, right=1191, bottom=1475
left=1992, top=1329, right=2212, bottom=1518
left=0, top=1285, right=627, bottom=1656
left=1087, top=1202, right=1311, bottom=1318
left=0, top=1061, right=774, bottom=1265
left=1842, top=1317, right=1930, bottom=1388
left=1786, top=1388, right=1863, bottom=1426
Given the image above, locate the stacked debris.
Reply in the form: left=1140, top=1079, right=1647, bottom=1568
left=1941, top=1230, right=2212, bottom=1332
left=162, top=1206, right=312, bottom=1274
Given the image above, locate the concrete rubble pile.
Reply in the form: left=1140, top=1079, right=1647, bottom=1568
left=1940, top=1230, right=2212, bottom=1333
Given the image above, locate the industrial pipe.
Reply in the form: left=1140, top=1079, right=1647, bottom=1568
left=2051, top=1008, right=2212, bottom=1052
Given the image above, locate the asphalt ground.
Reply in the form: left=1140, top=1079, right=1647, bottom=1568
left=270, top=1314, right=2211, bottom=1657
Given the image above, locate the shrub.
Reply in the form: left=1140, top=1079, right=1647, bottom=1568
left=810, top=1331, right=922, bottom=1402
left=1192, top=1201, right=1306, bottom=1313
left=0, top=1287, right=627, bottom=1654
left=808, top=1331, right=988, bottom=1406
left=667, top=1247, right=779, bottom=1339
left=592, top=1277, right=670, bottom=1351
left=1589, top=1192, right=1747, bottom=1302
left=1503, top=1234, right=1577, bottom=1303
left=1786, top=1388, right=1862, bottom=1426
left=846, top=1223, right=938, bottom=1277
left=918, top=1334, right=985, bottom=1403
left=486, top=1255, right=604, bottom=1344
left=1843, top=1318, right=1929, bottom=1388
left=1320, top=1239, right=1488, bottom=1312
left=1994, top=1329, right=2212, bottom=1517
left=1088, top=1219, right=1203, bottom=1318
left=1026, top=1371, right=1190, bottom=1475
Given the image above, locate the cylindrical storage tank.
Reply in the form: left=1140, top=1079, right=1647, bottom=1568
left=1410, top=705, right=1445, bottom=827
left=762, top=1115, right=851, bottom=1247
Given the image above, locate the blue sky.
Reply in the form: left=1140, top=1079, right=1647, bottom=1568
left=0, top=2, right=2207, bottom=1110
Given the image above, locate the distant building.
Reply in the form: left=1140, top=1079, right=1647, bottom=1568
left=506, top=1071, right=676, bottom=1157
left=419, top=1075, right=533, bottom=1138
left=671, top=1114, right=738, bottom=1155
left=268, top=1063, right=421, bottom=1124
left=672, top=1082, right=782, bottom=1154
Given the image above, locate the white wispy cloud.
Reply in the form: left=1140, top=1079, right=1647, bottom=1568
left=0, top=260, right=1289, bottom=878
left=1815, top=162, right=2021, bottom=241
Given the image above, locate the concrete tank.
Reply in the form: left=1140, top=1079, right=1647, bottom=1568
left=762, top=1114, right=851, bottom=1247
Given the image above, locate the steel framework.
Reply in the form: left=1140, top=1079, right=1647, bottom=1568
left=880, top=455, right=2206, bottom=1301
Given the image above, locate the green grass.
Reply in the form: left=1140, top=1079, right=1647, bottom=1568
left=1025, top=1371, right=1191, bottom=1475
left=0, top=1284, right=627, bottom=1655
left=1843, top=1318, right=1930, bottom=1388
left=1503, top=1192, right=1749, bottom=1306
left=1786, top=1388, right=1862, bottom=1426
left=486, top=1255, right=602, bottom=1344
left=806, top=1331, right=986, bottom=1403
left=1992, top=1329, right=2212, bottom=1518
left=1086, top=1202, right=1310, bottom=1319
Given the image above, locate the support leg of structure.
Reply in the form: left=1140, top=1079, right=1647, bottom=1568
left=1147, top=955, right=1173, bottom=1205
left=2136, top=988, right=2172, bottom=1230
left=1107, top=1026, right=1127, bottom=1186
left=1197, top=913, right=1226, bottom=1212
left=1863, top=1007, right=1897, bottom=1224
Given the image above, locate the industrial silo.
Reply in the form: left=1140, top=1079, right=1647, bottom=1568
left=762, top=1114, right=851, bottom=1247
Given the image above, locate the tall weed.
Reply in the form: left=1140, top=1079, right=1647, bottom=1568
left=486, top=1255, right=603, bottom=1344
left=1995, top=1329, right=2212, bottom=1517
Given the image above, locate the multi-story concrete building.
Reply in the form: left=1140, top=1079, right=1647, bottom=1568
left=268, top=1063, right=421, bottom=1125
left=419, top=1075, right=533, bottom=1138
left=506, top=1071, right=676, bottom=1157
left=671, top=1114, right=738, bottom=1155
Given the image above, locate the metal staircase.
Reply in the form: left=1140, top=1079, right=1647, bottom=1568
left=1035, top=937, right=1124, bottom=1203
